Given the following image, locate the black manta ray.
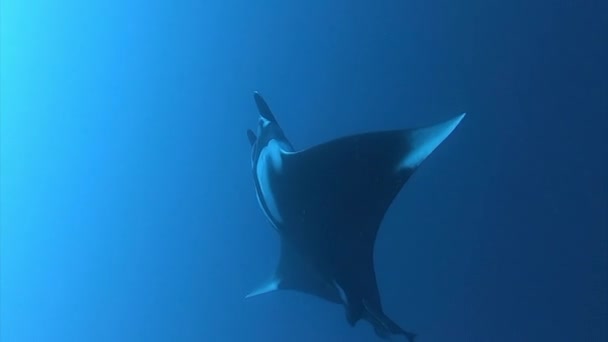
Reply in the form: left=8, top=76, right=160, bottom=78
left=246, top=92, right=465, bottom=341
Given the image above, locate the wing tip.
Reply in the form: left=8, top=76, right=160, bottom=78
left=245, top=277, right=281, bottom=299
left=399, top=112, right=466, bottom=169
left=453, top=112, right=467, bottom=126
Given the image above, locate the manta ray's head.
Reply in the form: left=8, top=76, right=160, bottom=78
left=247, top=92, right=292, bottom=167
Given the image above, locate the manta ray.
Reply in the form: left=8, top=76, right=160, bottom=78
left=245, top=92, right=465, bottom=341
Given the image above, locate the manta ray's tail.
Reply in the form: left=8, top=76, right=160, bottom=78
left=362, top=300, right=417, bottom=342
left=371, top=313, right=417, bottom=342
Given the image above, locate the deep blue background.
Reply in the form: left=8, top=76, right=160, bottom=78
left=1, top=0, right=606, bottom=341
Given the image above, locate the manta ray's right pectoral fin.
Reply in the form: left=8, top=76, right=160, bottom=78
left=398, top=112, right=466, bottom=170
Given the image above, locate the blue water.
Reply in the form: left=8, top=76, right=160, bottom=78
left=1, top=1, right=606, bottom=341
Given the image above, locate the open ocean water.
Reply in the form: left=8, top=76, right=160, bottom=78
left=1, top=1, right=606, bottom=341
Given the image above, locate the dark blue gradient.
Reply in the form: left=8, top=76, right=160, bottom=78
left=1, top=1, right=606, bottom=341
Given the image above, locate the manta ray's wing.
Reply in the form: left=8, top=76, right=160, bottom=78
left=277, top=113, right=466, bottom=246
left=246, top=236, right=342, bottom=303
left=272, top=113, right=465, bottom=340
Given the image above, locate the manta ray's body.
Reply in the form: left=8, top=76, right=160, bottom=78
left=246, top=92, right=465, bottom=341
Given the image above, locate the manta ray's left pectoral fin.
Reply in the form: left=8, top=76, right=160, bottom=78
left=246, top=238, right=342, bottom=303
left=245, top=277, right=281, bottom=298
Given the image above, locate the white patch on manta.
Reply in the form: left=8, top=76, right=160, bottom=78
left=256, top=139, right=285, bottom=224
left=399, top=113, right=466, bottom=170
left=245, top=277, right=281, bottom=298
left=259, top=117, right=270, bottom=128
